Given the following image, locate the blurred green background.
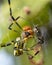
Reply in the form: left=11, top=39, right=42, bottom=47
left=0, top=0, right=52, bottom=65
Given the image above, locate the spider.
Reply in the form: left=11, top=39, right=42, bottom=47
left=0, top=0, right=44, bottom=59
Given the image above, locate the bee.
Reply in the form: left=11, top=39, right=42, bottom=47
left=0, top=0, right=44, bottom=62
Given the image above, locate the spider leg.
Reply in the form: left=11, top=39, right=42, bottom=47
left=8, top=23, right=13, bottom=30
left=0, top=41, right=15, bottom=47
left=38, top=36, right=44, bottom=44
left=8, top=0, right=22, bottom=30
left=8, top=23, right=19, bottom=33
left=26, top=48, right=40, bottom=59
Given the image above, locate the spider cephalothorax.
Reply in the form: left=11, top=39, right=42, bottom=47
left=21, top=26, right=34, bottom=40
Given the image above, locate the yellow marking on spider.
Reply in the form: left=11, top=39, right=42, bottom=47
left=28, top=35, right=33, bottom=38
left=15, top=43, right=18, bottom=47
left=19, top=49, right=23, bottom=51
left=11, top=42, right=14, bottom=45
left=23, top=38, right=28, bottom=42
